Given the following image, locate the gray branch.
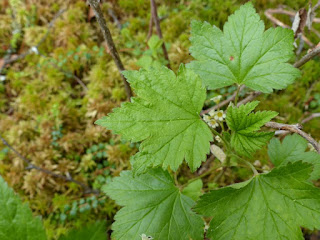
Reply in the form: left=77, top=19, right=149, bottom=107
left=265, top=122, right=320, bottom=153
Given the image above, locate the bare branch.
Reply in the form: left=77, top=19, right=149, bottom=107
left=237, top=91, right=262, bottom=106
left=88, top=0, right=132, bottom=99
left=150, top=0, right=171, bottom=69
left=201, top=85, right=246, bottom=116
left=265, top=121, right=320, bottom=153
left=302, top=112, right=320, bottom=124
left=0, top=134, right=99, bottom=194
left=107, top=8, right=122, bottom=30
left=147, top=14, right=153, bottom=40
left=293, top=45, right=320, bottom=68
left=264, top=9, right=313, bottom=47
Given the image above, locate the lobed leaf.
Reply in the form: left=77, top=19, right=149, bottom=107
left=103, top=168, right=204, bottom=240
left=0, top=176, right=47, bottom=240
left=195, top=162, right=320, bottom=240
left=226, top=101, right=277, bottom=157
left=187, top=2, right=300, bottom=93
left=96, top=64, right=212, bottom=175
left=268, top=134, right=320, bottom=180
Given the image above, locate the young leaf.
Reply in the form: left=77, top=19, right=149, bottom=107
left=58, top=221, right=106, bottom=240
left=96, top=65, right=212, bottom=175
left=103, top=168, right=204, bottom=240
left=268, top=134, right=320, bottom=180
left=187, top=2, right=300, bottom=93
left=195, top=162, right=320, bottom=240
left=182, top=179, right=203, bottom=201
left=0, top=176, right=47, bottom=240
left=226, top=101, right=277, bottom=157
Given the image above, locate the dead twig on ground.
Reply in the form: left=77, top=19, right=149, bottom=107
left=0, top=134, right=99, bottom=194
left=0, top=9, right=67, bottom=74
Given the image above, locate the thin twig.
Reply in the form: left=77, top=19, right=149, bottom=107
left=265, top=121, right=320, bottom=153
left=237, top=91, right=262, bottom=106
left=0, top=134, right=99, bottom=194
left=0, top=9, right=67, bottom=74
left=293, top=45, right=320, bottom=68
left=265, top=8, right=320, bottom=23
left=302, top=113, right=320, bottom=124
left=147, top=14, right=153, bottom=40
left=201, top=85, right=246, bottom=115
left=313, top=0, right=320, bottom=13
left=107, top=8, right=122, bottom=30
left=88, top=0, right=132, bottom=99
left=264, top=9, right=313, bottom=47
left=38, top=53, right=88, bottom=91
left=150, top=0, right=170, bottom=68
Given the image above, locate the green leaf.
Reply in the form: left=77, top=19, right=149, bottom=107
left=103, top=168, right=204, bottom=240
left=268, top=134, right=320, bottom=180
left=0, top=176, right=47, bottom=240
left=182, top=179, right=203, bottom=201
left=96, top=65, right=212, bottom=175
left=147, top=35, right=163, bottom=51
left=226, top=101, right=277, bottom=157
left=195, top=161, right=320, bottom=240
left=187, top=2, right=300, bottom=93
left=58, top=221, right=106, bottom=240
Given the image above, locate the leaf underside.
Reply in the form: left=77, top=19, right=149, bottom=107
left=187, top=2, right=300, bottom=93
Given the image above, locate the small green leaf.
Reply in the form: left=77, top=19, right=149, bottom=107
left=147, top=35, right=163, bottom=51
left=103, top=168, right=204, bottom=240
left=96, top=65, right=212, bottom=175
left=58, top=221, right=106, bottom=240
left=182, top=179, right=203, bottom=201
left=226, top=101, right=277, bottom=157
left=187, top=2, right=300, bottom=93
left=195, top=161, right=320, bottom=240
left=0, top=176, right=47, bottom=240
left=268, top=134, right=320, bottom=180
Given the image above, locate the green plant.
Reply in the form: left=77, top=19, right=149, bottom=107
left=1, top=2, right=320, bottom=240
left=95, top=3, right=320, bottom=240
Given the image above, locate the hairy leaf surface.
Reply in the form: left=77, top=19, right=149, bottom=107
left=96, top=65, right=212, bottom=175
left=187, top=2, right=300, bottom=93
left=195, top=162, right=320, bottom=240
left=103, top=168, right=204, bottom=240
left=268, top=134, right=320, bottom=180
left=0, top=176, right=47, bottom=240
left=226, top=101, right=277, bottom=157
